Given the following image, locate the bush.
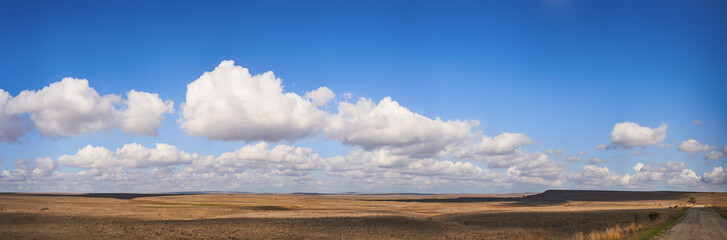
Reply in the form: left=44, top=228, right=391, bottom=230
left=688, top=196, right=697, bottom=204
left=647, top=212, right=659, bottom=221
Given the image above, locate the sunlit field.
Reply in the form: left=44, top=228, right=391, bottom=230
left=1, top=190, right=724, bottom=239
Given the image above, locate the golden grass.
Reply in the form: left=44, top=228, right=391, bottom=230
left=0, top=192, right=723, bottom=239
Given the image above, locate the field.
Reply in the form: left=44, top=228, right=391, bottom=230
left=1, top=190, right=725, bottom=239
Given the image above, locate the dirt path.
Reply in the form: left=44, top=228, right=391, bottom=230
left=657, top=207, right=727, bottom=240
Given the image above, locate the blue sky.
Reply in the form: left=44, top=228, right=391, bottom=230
left=1, top=0, right=725, bottom=193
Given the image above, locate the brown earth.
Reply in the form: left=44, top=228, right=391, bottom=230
left=0, top=190, right=724, bottom=239
left=657, top=207, right=727, bottom=240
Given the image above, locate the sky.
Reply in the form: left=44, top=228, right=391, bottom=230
left=0, top=0, right=726, bottom=193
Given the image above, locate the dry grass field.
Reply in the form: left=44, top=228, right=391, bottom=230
left=0, top=190, right=725, bottom=239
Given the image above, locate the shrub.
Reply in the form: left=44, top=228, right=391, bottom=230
left=688, top=196, right=697, bottom=204
left=647, top=212, right=659, bottom=221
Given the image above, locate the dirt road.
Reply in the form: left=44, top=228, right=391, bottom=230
left=658, top=207, right=727, bottom=240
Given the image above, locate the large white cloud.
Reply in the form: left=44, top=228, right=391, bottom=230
left=7, top=78, right=120, bottom=136
left=179, top=60, right=328, bottom=142
left=609, top=122, right=667, bottom=149
left=5, top=78, right=173, bottom=138
left=325, top=97, right=478, bottom=157
left=0, top=89, right=24, bottom=143
left=702, top=166, right=727, bottom=185
left=59, top=143, right=197, bottom=169
left=678, top=139, right=715, bottom=154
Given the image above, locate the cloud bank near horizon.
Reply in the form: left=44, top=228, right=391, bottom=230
left=1, top=60, right=725, bottom=193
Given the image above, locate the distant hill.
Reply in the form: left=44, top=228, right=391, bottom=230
left=527, top=190, right=693, bottom=201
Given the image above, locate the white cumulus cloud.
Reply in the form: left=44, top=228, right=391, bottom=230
left=705, top=145, right=727, bottom=161
left=59, top=143, right=196, bottom=169
left=610, top=122, right=667, bottom=149
left=179, top=60, right=328, bottom=142
left=570, top=165, right=631, bottom=188
left=0, top=89, right=24, bottom=143
left=305, top=87, right=335, bottom=106
left=119, top=90, right=174, bottom=136
left=678, top=139, right=715, bottom=154
left=325, top=97, right=478, bottom=157
left=702, top=166, right=727, bottom=185
left=461, top=133, right=532, bottom=156
left=5, top=78, right=173, bottom=138
left=7, top=78, right=120, bottom=136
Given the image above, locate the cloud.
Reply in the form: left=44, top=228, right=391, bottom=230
left=1, top=157, right=59, bottom=181
left=324, top=148, right=499, bottom=189
left=119, top=90, right=174, bottom=136
left=545, top=149, right=563, bottom=155
left=457, top=133, right=531, bottom=157
left=572, top=161, right=704, bottom=189
left=59, top=143, right=197, bottom=169
left=678, top=139, right=715, bottom=154
left=577, top=151, right=585, bottom=156
left=179, top=60, right=328, bottom=142
left=0, top=89, right=24, bottom=143
left=570, top=165, right=631, bottom=188
left=658, top=143, right=674, bottom=148
left=187, top=142, right=322, bottom=176
left=693, top=120, right=703, bottom=125
left=546, top=149, right=582, bottom=162
left=596, top=144, right=608, bottom=150
left=4, top=78, right=173, bottom=138
left=342, top=92, right=352, bottom=100
left=325, top=97, right=479, bottom=157
left=455, top=144, right=564, bottom=186
left=702, top=167, right=727, bottom=185
left=610, top=122, right=667, bottom=149
left=7, top=78, right=120, bottom=136
left=633, top=150, right=652, bottom=157
left=588, top=157, right=608, bottom=165
left=563, top=155, right=582, bottom=162
left=630, top=161, right=700, bottom=187
left=305, top=87, right=335, bottom=106
left=705, top=145, right=727, bottom=161
left=668, top=169, right=701, bottom=186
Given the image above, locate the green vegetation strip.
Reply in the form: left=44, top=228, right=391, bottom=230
left=711, top=207, right=727, bottom=221
left=633, top=207, right=689, bottom=240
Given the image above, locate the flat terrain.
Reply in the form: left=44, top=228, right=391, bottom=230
left=0, top=190, right=725, bottom=239
left=657, top=207, right=727, bottom=240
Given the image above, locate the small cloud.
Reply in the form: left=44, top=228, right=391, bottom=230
left=678, top=139, right=715, bottom=154
left=596, top=144, right=609, bottom=150
left=705, top=144, right=727, bottom=161
left=545, top=148, right=564, bottom=155
left=577, top=151, right=585, bottom=156
left=342, top=92, right=352, bottom=100
left=658, top=143, right=674, bottom=148
left=564, top=156, right=582, bottom=162
left=610, top=122, right=667, bottom=149
left=610, top=153, right=629, bottom=161
left=633, top=150, right=653, bottom=157
left=693, top=120, right=703, bottom=125
left=305, top=86, right=336, bottom=106
left=588, top=157, right=608, bottom=165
